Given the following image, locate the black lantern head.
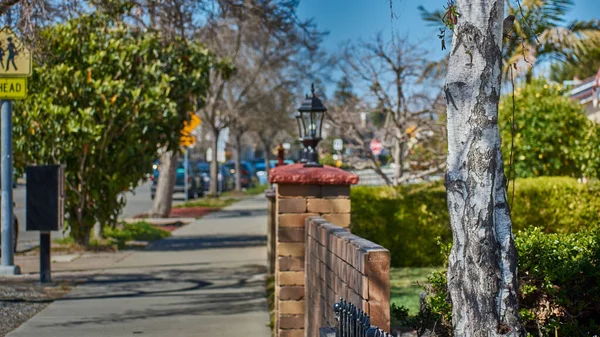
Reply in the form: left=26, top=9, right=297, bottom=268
left=296, top=84, right=327, bottom=167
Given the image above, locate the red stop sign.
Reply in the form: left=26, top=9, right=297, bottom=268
left=370, top=139, right=383, bottom=155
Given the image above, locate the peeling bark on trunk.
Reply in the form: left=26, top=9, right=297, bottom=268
left=150, top=150, right=178, bottom=218
left=209, top=129, right=220, bottom=197
left=444, top=0, right=524, bottom=336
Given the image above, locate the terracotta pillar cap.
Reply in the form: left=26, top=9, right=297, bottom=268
left=269, top=163, right=359, bottom=185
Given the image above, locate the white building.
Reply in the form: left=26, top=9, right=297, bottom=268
left=569, top=66, right=600, bottom=122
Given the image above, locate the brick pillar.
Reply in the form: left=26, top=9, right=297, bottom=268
left=269, top=164, right=359, bottom=337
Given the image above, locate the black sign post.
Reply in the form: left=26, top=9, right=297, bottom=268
left=26, top=165, right=64, bottom=283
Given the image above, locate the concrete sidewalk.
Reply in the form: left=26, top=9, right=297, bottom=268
left=8, top=196, right=271, bottom=337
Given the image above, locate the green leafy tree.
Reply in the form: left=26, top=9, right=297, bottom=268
left=550, top=46, right=600, bottom=83
left=499, top=78, right=598, bottom=178
left=13, top=8, right=219, bottom=245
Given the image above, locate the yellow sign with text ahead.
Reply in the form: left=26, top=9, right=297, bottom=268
left=0, top=27, right=32, bottom=77
left=0, top=77, right=27, bottom=99
left=180, top=135, right=196, bottom=147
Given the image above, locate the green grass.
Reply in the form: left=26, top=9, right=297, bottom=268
left=221, top=184, right=270, bottom=198
left=244, top=184, right=270, bottom=195
left=53, top=236, right=75, bottom=245
left=390, top=267, right=440, bottom=316
left=174, top=197, right=238, bottom=209
left=104, top=221, right=170, bottom=248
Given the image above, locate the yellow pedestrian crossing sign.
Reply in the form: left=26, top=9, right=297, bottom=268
left=0, top=27, right=32, bottom=77
left=180, top=113, right=201, bottom=147
left=182, top=114, right=201, bottom=134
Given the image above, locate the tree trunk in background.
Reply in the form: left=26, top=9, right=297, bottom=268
left=444, top=0, right=524, bottom=335
left=393, top=140, right=403, bottom=186
left=150, top=150, right=179, bottom=218
left=209, top=129, right=220, bottom=197
left=262, top=139, right=272, bottom=182
left=234, top=134, right=242, bottom=191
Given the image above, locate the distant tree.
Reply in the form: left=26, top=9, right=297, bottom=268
left=338, top=34, right=446, bottom=185
left=196, top=0, right=325, bottom=196
left=550, top=46, right=600, bottom=83
left=333, top=75, right=355, bottom=107
left=13, top=8, right=219, bottom=244
left=248, top=83, right=296, bottom=181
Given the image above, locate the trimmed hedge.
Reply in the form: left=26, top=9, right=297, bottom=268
left=351, top=177, right=600, bottom=267
left=351, top=181, right=450, bottom=267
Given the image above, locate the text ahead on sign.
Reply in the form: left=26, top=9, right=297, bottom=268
left=0, top=77, right=27, bottom=99
left=180, top=135, right=196, bottom=147
left=0, top=27, right=32, bottom=77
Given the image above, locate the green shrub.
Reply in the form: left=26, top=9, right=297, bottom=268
left=104, top=221, right=170, bottom=248
left=351, top=182, right=450, bottom=267
left=509, top=177, right=600, bottom=234
left=415, top=226, right=600, bottom=336
left=499, top=78, right=599, bottom=179
left=351, top=177, right=600, bottom=267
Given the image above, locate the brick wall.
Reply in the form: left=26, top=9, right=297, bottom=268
left=275, top=184, right=352, bottom=337
left=305, top=217, right=390, bottom=337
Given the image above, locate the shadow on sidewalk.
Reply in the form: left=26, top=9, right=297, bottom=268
left=146, top=234, right=267, bottom=252
left=34, top=263, right=269, bottom=328
left=203, top=208, right=268, bottom=219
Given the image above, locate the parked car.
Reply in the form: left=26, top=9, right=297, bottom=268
left=196, top=162, right=234, bottom=192
left=224, top=160, right=254, bottom=188
left=150, top=160, right=205, bottom=199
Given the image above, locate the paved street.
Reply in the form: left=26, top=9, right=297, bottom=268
left=14, top=181, right=154, bottom=251
left=8, top=196, right=270, bottom=337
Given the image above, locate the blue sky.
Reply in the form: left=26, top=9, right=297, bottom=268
left=297, top=0, right=600, bottom=94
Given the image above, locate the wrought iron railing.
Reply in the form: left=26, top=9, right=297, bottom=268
left=333, top=299, right=394, bottom=337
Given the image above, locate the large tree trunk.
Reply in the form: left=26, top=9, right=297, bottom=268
left=150, top=150, right=179, bottom=218
left=234, top=134, right=242, bottom=191
left=209, top=129, right=220, bottom=197
left=444, top=0, right=524, bottom=336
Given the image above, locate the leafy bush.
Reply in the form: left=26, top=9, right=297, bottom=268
left=415, top=226, right=600, bottom=336
left=104, top=221, right=170, bottom=248
left=351, top=177, right=600, bottom=267
left=499, top=78, right=600, bottom=179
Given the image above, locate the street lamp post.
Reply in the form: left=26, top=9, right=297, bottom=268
left=296, top=84, right=327, bottom=168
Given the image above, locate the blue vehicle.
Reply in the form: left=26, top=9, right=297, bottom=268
left=151, top=160, right=205, bottom=199
left=224, top=160, right=255, bottom=188
left=196, top=162, right=234, bottom=192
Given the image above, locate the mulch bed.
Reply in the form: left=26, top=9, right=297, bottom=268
left=134, top=207, right=222, bottom=233
left=168, top=207, right=221, bottom=218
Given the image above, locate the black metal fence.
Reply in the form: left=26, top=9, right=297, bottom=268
left=333, top=299, right=394, bottom=337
